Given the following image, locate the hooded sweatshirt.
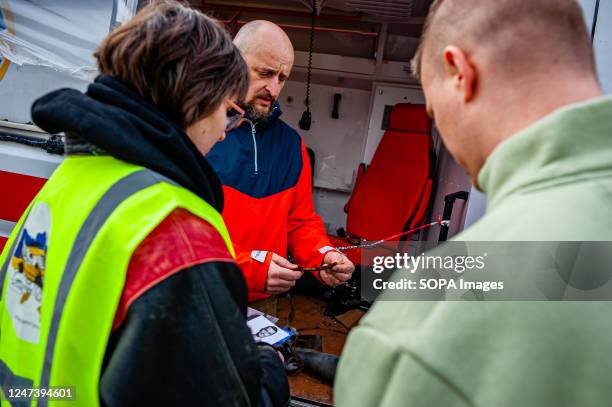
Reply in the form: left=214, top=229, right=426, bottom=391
left=335, top=96, right=612, bottom=407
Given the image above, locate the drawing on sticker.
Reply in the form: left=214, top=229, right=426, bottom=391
left=10, top=228, right=46, bottom=307
left=6, top=202, right=51, bottom=344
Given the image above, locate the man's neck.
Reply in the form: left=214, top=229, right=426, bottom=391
left=480, top=75, right=603, bottom=165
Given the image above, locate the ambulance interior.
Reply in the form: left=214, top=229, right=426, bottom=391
left=0, top=1, right=608, bottom=405
left=201, top=0, right=478, bottom=245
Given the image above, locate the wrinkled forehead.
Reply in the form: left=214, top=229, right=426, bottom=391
left=246, top=43, right=294, bottom=75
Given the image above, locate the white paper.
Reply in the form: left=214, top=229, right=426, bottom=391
left=247, top=315, right=290, bottom=346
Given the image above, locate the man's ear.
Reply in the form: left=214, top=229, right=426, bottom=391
left=442, top=45, right=477, bottom=102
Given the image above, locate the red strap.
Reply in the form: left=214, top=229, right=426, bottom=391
left=112, top=208, right=234, bottom=331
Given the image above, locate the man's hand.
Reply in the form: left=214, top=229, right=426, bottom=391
left=265, top=253, right=302, bottom=295
left=319, top=251, right=355, bottom=287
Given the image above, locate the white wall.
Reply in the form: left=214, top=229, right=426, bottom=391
left=463, top=188, right=487, bottom=229
left=579, top=0, right=598, bottom=34
left=280, top=80, right=372, bottom=233
left=281, top=81, right=372, bottom=191
left=421, top=138, right=471, bottom=247
left=593, top=0, right=612, bottom=94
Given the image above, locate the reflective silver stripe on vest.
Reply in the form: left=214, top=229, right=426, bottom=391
left=37, top=169, right=176, bottom=406
left=0, top=359, right=34, bottom=407
left=0, top=218, right=17, bottom=238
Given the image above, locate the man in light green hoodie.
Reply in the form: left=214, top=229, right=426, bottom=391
left=335, top=0, right=612, bottom=406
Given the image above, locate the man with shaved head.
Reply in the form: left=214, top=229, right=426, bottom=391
left=413, top=0, right=601, bottom=183
left=232, top=20, right=295, bottom=120
left=207, top=21, right=354, bottom=312
left=336, top=0, right=612, bottom=405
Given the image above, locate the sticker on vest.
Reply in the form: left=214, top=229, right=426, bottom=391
left=251, top=250, right=268, bottom=263
left=6, top=203, right=50, bottom=344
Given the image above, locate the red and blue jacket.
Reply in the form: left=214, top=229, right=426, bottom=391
left=207, top=103, right=335, bottom=301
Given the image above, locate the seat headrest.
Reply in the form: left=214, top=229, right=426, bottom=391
left=389, top=103, right=431, bottom=133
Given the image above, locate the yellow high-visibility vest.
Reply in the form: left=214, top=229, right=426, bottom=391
left=0, top=155, right=233, bottom=406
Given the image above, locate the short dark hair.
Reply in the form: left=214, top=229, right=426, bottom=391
left=412, top=0, right=595, bottom=82
left=95, top=1, right=248, bottom=128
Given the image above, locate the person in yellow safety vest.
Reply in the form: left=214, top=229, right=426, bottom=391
left=0, top=2, right=289, bottom=406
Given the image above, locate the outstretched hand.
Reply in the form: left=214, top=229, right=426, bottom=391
left=319, top=251, right=354, bottom=287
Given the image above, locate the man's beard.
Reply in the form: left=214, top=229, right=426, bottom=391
left=243, top=93, right=277, bottom=122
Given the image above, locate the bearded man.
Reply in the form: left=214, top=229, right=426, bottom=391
left=207, top=21, right=354, bottom=312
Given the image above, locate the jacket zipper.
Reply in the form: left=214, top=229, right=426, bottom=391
left=244, top=106, right=277, bottom=175
left=244, top=119, right=258, bottom=174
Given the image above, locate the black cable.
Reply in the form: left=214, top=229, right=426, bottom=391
left=299, top=1, right=317, bottom=130
left=305, top=0, right=316, bottom=111
left=0, top=131, right=64, bottom=155
left=591, top=0, right=600, bottom=43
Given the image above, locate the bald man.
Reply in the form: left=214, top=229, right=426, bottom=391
left=207, top=21, right=354, bottom=310
left=336, top=0, right=612, bottom=406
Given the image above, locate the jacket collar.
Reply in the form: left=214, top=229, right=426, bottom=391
left=478, top=95, right=612, bottom=210
left=244, top=101, right=283, bottom=130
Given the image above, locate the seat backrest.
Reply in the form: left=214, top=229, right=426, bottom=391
left=346, top=104, right=433, bottom=240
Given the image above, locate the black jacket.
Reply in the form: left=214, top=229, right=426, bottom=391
left=31, top=75, right=289, bottom=406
